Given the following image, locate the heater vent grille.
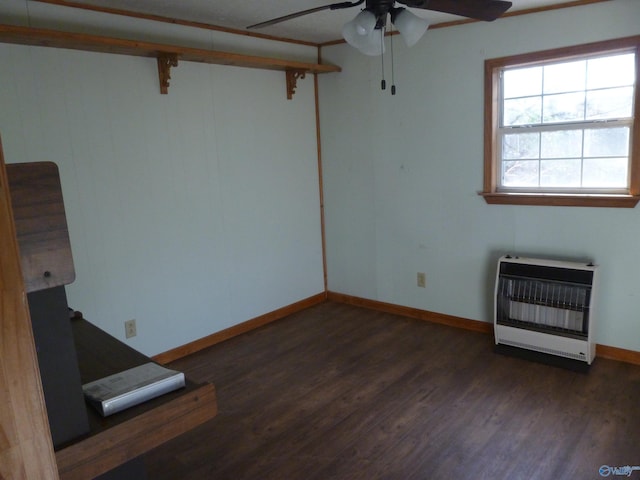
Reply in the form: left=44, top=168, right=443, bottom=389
left=496, top=275, right=591, bottom=339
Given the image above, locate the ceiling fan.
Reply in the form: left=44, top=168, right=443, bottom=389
left=248, top=0, right=512, bottom=54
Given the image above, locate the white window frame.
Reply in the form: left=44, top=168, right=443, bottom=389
left=482, top=36, right=640, bottom=208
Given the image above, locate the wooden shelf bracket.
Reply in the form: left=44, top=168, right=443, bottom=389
left=157, top=53, right=178, bottom=94
left=286, top=69, right=306, bottom=100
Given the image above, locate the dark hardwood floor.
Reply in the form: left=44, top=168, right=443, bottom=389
left=144, top=301, right=640, bottom=480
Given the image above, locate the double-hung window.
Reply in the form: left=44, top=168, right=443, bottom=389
left=482, top=37, right=640, bottom=207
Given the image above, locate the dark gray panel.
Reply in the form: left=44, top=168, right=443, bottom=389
left=28, top=286, right=89, bottom=448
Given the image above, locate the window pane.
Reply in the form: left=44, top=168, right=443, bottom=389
left=586, top=87, right=634, bottom=119
left=504, top=97, right=541, bottom=126
left=502, top=160, right=539, bottom=187
left=542, top=92, right=585, bottom=123
left=540, top=159, right=582, bottom=187
left=582, top=157, right=628, bottom=188
left=541, top=130, right=583, bottom=159
left=503, top=132, right=540, bottom=159
left=543, top=60, right=586, bottom=94
left=584, top=127, right=630, bottom=157
left=587, top=53, right=635, bottom=89
left=503, top=66, right=542, bottom=98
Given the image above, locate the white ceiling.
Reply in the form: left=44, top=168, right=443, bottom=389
left=62, top=0, right=595, bottom=44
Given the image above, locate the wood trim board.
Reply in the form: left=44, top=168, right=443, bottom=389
left=0, top=138, right=60, bottom=479
left=153, top=292, right=327, bottom=364
left=596, top=344, right=640, bottom=366
left=327, top=291, right=493, bottom=334
left=327, top=292, right=640, bottom=366
left=154, top=290, right=640, bottom=367
left=32, top=0, right=319, bottom=47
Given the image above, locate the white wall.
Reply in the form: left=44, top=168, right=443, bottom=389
left=0, top=3, right=325, bottom=356
left=319, top=0, right=640, bottom=351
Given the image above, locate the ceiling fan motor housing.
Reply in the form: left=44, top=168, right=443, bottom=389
left=366, top=0, right=396, bottom=28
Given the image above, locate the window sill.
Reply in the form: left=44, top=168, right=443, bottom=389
left=479, top=192, right=640, bottom=208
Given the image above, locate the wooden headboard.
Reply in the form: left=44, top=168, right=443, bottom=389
left=7, top=161, right=75, bottom=292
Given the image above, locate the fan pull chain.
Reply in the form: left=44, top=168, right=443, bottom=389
left=390, top=27, right=396, bottom=95
left=380, top=28, right=386, bottom=90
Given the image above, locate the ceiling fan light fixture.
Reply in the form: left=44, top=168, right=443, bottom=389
left=342, top=10, right=376, bottom=39
left=354, top=9, right=377, bottom=35
left=391, top=7, right=430, bottom=47
left=346, top=28, right=385, bottom=56
left=342, top=10, right=384, bottom=56
left=358, top=29, right=385, bottom=56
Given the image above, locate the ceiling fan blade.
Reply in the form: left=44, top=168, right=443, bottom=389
left=248, top=0, right=365, bottom=29
left=402, top=0, right=512, bottom=22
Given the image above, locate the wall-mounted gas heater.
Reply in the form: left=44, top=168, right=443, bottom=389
left=494, top=255, right=598, bottom=365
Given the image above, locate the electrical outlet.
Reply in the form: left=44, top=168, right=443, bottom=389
left=125, top=319, right=137, bottom=339
left=417, top=272, right=426, bottom=288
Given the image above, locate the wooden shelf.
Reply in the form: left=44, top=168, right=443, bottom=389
left=0, top=24, right=341, bottom=97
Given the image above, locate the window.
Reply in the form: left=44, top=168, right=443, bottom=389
left=482, top=36, right=640, bottom=207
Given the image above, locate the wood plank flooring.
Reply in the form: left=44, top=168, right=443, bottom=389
left=144, top=301, right=640, bottom=480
